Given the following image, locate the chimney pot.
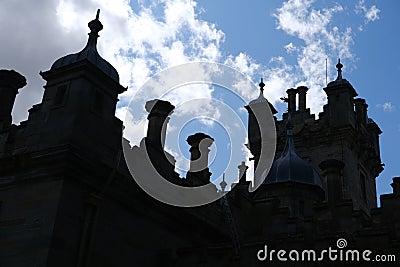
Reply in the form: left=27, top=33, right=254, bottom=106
left=145, top=99, right=174, bottom=149
left=391, top=177, right=400, bottom=195
left=286, top=88, right=297, bottom=113
left=297, top=86, right=308, bottom=112
left=0, top=70, right=26, bottom=130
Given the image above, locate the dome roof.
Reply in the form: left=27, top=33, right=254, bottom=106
left=262, top=126, right=324, bottom=189
left=50, top=10, right=119, bottom=83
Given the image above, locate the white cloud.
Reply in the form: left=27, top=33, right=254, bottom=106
left=356, top=0, right=380, bottom=24
left=2, top=0, right=227, bottom=125
left=272, top=0, right=354, bottom=114
left=377, top=102, right=396, bottom=112
left=284, top=42, right=297, bottom=54
left=365, top=6, right=380, bottom=22
left=224, top=52, right=260, bottom=78
left=2, top=0, right=382, bottom=185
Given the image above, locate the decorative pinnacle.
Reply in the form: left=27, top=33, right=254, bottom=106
left=86, top=9, right=103, bottom=49
left=336, top=58, right=343, bottom=80
left=220, top=173, right=227, bottom=192
left=88, top=9, right=103, bottom=35
left=259, top=78, right=265, bottom=94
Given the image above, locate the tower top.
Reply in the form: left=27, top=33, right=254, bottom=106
left=247, top=78, right=278, bottom=114
left=87, top=9, right=103, bottom=47
left=50, top=9, right=119, bottom=83
left=326, top=58, right=353, bottom=89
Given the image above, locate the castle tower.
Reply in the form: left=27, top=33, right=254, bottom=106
left=25, top=9, right=126, bottom=159
left=274, top=59, right=383, bottom=213
left=323, top=59, right=358, bottom=127
left=245, top=79, right=277, bottom=179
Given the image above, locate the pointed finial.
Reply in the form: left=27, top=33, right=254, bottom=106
left=86, top=9, right=103, bottom=48
left=88, top=9, right=103, bottom=35
left=220, top=173, right=227, bottom=192
left=336, top=58, right=343, bottom=80
left=259, top=78, right=265, bottom=94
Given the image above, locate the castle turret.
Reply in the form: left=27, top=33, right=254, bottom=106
left=323, top=59, right=357, bottom=127
left=25, top=9, right=126, bottom=159
left=256, top=116, right=325, bottom=216
left=245, top=79, right=277, bottom=176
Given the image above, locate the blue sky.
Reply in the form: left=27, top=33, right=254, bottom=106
left=192, top=0, right=400, bottom=195
left=1, top=0, right=399, bottom=199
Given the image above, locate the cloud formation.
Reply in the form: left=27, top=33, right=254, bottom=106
left=272, top=0, right=354, bottom=113
left=377, top=102, right=396, bottom=112
left=356, top=0, right=380, bottom=23
left=1, top=0, right=382, bottom=184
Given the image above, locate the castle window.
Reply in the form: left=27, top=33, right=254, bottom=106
left=54, top=84, right=68, bottom=106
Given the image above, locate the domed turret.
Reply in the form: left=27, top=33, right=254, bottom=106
left=256, top=115, right=325, bottom=207
left=50, top=9, right=119, bottom=82
left=263, top=122, right=324, bottom=190
left=245, top=79, right=277, bottom=180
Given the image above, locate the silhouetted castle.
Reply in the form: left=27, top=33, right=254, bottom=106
left=1, top=11, right=399, bottom=267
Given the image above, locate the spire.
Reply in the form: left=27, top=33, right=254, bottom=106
left=87, top=9, right=103, bottom=49
left=336, top=58, right=343, bottom=80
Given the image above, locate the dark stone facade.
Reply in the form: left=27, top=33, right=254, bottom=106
left=0, top=12, right=399, bottom=267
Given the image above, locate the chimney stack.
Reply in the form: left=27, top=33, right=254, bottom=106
left=145, top=99, right=174, bottom=149
left=297, top=86, right=308, bottom=112
left=286, top=88, right=297, bottom=113
left=0, top=70, right=26, bottom=130
left=391, top=177, right=400, bottom=195
left=354, top=98, right=368, bottom=126
left=319, top=159, right=345, bottom=204
left=186, top=132, right=214, bottom=186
